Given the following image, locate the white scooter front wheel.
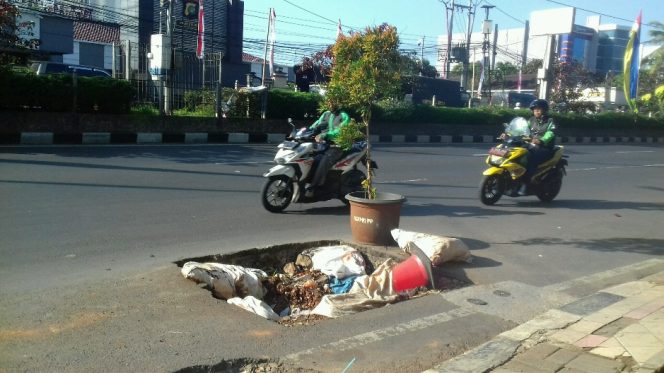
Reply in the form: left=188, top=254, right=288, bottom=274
left=261, top=175, right=294, bottom=213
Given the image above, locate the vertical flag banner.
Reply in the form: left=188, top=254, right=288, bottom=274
left=477, top=60, right=485, bottom=96
left=337, top=19, right=343, bottom=39
left=196, top=0, right=205, bottom=59
left=623, top=10, right=641, bottom=112
left=268, top=8, right=276, bottom=77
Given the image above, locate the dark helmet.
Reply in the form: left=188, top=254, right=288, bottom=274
left=529, top=99, right=549, bottom=112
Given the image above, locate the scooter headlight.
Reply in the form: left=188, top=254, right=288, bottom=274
left=489, top=155, right=503, bottom=166
left=275, top=157, right=286, bottom=165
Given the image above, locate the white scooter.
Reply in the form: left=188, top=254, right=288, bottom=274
left=261, top=119, right=373, bottom=213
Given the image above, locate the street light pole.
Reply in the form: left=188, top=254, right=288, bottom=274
left=480, top=5, right=494, bottom=103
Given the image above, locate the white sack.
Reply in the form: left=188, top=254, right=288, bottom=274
left=302, top=245, right=366, bottom=280
left=181, top=261, right=267, bottom=300
left=390, top=229, right=472, bottom=266
left=312, top=259, right=400, bottom=318
left=228, top=296, right=281, bottom=322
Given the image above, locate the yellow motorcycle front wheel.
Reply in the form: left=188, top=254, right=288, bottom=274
left=479, top=174, right=505, bottom=205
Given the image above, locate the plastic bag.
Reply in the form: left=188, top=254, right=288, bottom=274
left=312, top=259, right=399, bottom=318
left=301, top=245, right=366, bottom=280
left=181, top=262, right=267, bottom=300
left=228, top=296, right=281, bottom=322
left=391, top=229, right=472, bottom=266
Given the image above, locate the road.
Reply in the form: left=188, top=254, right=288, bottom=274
left=1, top=142, right=663, bottom=371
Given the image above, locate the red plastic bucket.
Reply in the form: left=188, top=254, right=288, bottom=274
left=392, top=243, right=434, bottom=292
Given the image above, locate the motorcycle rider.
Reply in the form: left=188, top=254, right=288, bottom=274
left=305, top=106, right=350, bottom=197
left=520, top=99, right=556, bottom=195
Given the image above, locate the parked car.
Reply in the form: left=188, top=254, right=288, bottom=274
left=30, top=61, right=112, bottom=78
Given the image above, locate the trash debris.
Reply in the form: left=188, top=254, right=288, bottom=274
left=179, top=242, right=456, bottom=324
left=329, top=275, right=359, bottom=294
left=262, top=269, right=331, bottom=316
left=312, top=259, right=403, bottom=318
left=302, top=245, right=366, bottom=279
left=391, top=229, right=472, bottom=266
left=227, top=296, right=280, bottom=322
left=181, top=262, right=267, bottom=300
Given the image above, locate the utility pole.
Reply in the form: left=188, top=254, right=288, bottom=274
left=470, top=47, right=476, bottom=107
left=442, top=0, right=455, bottom=79
left=261, top=7, right=272, bottom=86
left=521, top=20, right=529, bottom=70
left=481, top=5, right=494, bottom=102
left=419, top=35, right=425, bottom=76
left=164, top=0, right=172, bottom=115
left=539, top=34, right=556, bottom=100
left=460, top=0, right=475, bottom=90
left=518, top=20, right=529, bottom=93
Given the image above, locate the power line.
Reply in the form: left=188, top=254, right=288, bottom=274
left=486, top=2, right=526, bottom=25
left=280, top=0, right=337, bottom=26
left=543, top=0, right=653, bottom=27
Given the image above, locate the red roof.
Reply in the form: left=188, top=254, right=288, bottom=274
left=74, top=21, right=120, bottom=44
left=242, top=52, right=265, bottom=63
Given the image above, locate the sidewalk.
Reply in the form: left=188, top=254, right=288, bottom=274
left=428, top=270, right=664, bottom=373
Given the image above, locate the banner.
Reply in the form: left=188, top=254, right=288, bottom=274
left=268, top=8, right=276, bottom=76
left=196, top=0, right=205, bottom=59
left=623, top=10, right=641, bottom=112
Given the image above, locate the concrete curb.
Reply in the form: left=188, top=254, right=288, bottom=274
left=7, top=132, right=664, bottom=145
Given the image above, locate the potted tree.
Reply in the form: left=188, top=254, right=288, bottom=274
left=327, top=24, right=406, bottom=246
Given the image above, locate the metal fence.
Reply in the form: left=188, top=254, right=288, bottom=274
left=112, top=41, right=224, bottom=111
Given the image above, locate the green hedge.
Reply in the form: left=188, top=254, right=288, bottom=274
left=266, top=89, right=322, bottom=119
left=372, top=103, right=663, bottom=128
left=0, top=68, right=134, bottom=113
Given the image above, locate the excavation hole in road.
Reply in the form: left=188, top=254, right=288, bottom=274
left=175, top=240, right=470, bottom=326
left=173, top=358, right=319, bottom=373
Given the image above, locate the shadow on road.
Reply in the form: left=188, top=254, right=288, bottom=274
left=283, top=205, right=349, bottom=216
left=551, top=199, right=663, bottom=211
left=435, top=254, right=503, bottom=286
left=0, top=179, right=256, bottom=194
left=511, top=237, right=664, bottom=255
left=0, top=144, right=275, bottom=164
left=0, top=158, right=264, bottom=179
left=401, top=202, right=545, bottom=217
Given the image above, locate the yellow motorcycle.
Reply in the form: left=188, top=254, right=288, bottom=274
left=479, top=117, right=568, bottom=205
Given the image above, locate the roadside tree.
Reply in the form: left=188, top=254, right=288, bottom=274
left=327, top=24, right=402, bottom=197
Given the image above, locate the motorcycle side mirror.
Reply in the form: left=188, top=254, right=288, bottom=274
left=287, top=118, right=294, bottom=127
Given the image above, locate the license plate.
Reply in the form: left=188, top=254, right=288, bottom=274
left=488, top=147, right=508, bottom=157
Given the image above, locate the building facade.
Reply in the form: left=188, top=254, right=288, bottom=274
left=436, top=8, right=648, bottom=81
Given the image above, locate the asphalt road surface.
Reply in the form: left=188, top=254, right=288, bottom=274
left=1, top=142, right=663, bottom=372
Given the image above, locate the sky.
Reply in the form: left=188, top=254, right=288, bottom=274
left=242, top=0, right=663, bottom=65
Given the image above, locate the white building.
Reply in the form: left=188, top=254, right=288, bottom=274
left=437, top=9, right=658, bottom=80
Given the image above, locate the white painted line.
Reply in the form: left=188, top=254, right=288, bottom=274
left=377, top=178, right=428, bottom=184
left=214, top=161, right=271, bottom=165
left=285, top=307, right=476, bottom=361
left=615, top=150, right=655, bottom=154
left=568, top=164, right=664, bottom=172
left=473, top=153, right=489, bottom=157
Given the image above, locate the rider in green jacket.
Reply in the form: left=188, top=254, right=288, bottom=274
left=305, top=107, right=350, bottom=197
left=520, top=99, right=556, bottom=195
